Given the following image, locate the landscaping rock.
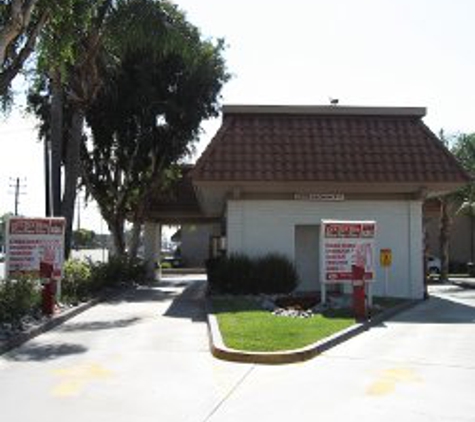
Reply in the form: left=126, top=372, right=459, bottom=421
left=272, top=307, right=314, bottom=318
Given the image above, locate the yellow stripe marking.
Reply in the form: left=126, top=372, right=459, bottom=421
left=52, top=363, right=112, bottom=397
left=367, top=367, right=422, bottom=396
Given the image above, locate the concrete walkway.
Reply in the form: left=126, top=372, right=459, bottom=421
left=1, top=278, right=475, bottom=421
left=0, top=276, right=253, bottom=422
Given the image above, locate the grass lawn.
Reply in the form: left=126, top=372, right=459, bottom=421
left=212, top=296, right=356, bottom=352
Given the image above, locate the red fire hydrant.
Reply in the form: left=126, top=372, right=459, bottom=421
left=352, top=264, right=367, bottom=321
left=40, top=262, right=56, bottom=316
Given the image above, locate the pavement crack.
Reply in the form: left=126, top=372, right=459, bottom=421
left=202, top=365, right=255, bottom=422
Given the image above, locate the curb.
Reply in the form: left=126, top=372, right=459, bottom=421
left=0, top=285, right=135, bottom=356
left=206, top=298, right=422, bottom=365
left=0, top=298, right=101, bottom=355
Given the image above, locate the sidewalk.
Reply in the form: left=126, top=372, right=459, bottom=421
left=0, top=275, right=252, bottom=422
left=1, top=278, right=475, bottom=421
left=449, top=276, right=475, bottom=289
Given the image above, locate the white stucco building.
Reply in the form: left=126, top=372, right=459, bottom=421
left=145, top=105, right=469, bottom=298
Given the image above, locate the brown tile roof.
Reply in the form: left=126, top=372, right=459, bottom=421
left=144, top=166, right=206, bottom=222
left=192, top=105, right=470, bottom=184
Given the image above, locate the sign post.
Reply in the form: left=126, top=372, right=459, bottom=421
left=380, top=248, right=392, bottom=296
left=320, top=220, right=376, bottom=304
left=5, top=217, right=66, bottom=301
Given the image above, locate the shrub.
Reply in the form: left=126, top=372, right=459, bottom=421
left=89, top=256, right=147, bottom=290
left=0, top=277, right=41, bottom=326
left=225, top=254, right=255, bottom=294
left=254, top=254, right=298, bottom=294
left=207, top=254, right=254, bottom=294
left=62, top=259, right=92, bottom=303
left=206, top=253, right=299, bottom=295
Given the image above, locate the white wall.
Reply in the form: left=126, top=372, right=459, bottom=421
left=227, top=200, right=424, bottom=299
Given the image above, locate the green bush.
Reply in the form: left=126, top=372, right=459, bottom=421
left=62, top=256, right=147, bottom=301
left=254, top=254, right=298, bottom=294
left=207, top=253, right=298, bottom=295
left=62, top=259, right=92, bottom=303
left=89, top=256, right=147, bottom=290
left=0, top=277, right=41, bottom=326
left=207, top=254, right=254, bottom=294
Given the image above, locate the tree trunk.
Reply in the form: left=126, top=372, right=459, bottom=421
left=61, top=108, right=84, bottom=259
left=0, top=0, right=39, bottom=67
left=109, top=217, right=126, bottom=257
left=439, top=198, right=452, bottom=282
left=0, top=3, right=46, bottom=96
left=128, top=220, right=142, bottom=259
left=44, top=138, right=51, bottom=216
left=470, top=211, right=474, bottom=263
left=50, top=68, right=63, bottom=216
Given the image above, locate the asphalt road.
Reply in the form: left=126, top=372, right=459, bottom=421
left=0, top=278, right=474, bottom=422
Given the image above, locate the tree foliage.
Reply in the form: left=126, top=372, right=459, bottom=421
left=27, top=0, right=229, bottom=257
left=434, top=132, right=475, bottom=280
left=0, top=0, right=77, bottom=105
left=451, top=133, right=475, bottom=263
left=72, top=228, right=96, bottom=249
left=0, top=212, right=14, bottom=249
left=28, top=0, right=115, bottom=258
left=81, top=0, right=229, bottom=255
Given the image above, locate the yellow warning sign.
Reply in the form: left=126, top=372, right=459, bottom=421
left=380, top=249, right=392, bottom=267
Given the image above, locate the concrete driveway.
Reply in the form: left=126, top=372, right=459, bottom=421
left=0, top=278, right=474, bottom=422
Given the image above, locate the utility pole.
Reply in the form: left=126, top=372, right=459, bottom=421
left=9, top=177, right=27, bottom=216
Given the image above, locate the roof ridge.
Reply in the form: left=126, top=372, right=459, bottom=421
left=223, top=104, right=426, bottom=117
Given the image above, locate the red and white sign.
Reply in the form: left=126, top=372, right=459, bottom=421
left=321, top=220, right=376, bottom=283
left=5, top=217, right=66, bottom=279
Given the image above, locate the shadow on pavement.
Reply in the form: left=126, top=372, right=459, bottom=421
left=390, top=295, right=475, bottom=324
left=106, top=287, right=180, bottom=304
left=156, top=280, right=191, bottom=288
left=57, top=317, right=141, bottom=333
left=163, top=280, right=207, bottom=322
left=5, top=342, right=87, bottom=362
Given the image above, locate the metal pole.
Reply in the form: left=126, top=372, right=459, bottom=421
left=14, top=177, right=19, bottom=216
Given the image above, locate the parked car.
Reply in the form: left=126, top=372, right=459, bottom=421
left=427, top=255, right=441, bottom=274
left=0, top=252, right=4, bottom=263
left=160, top=255, right=182, bottom=268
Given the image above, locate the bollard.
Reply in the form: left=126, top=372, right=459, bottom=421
left=352, top=264, right=367, bottom=321
left=40, top=262, right=56, bottom=316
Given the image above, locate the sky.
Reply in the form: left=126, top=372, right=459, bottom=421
left=1, top=0, right=474, bottom=232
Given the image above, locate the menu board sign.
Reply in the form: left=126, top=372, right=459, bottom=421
left=321, top=220, right=376, bottom=283
left=6, top=217, right=66, bottom=279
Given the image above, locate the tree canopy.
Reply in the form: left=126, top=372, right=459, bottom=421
left=27, top=0, right=229, bottom=257
left=82, top=0, right=229, bottom=255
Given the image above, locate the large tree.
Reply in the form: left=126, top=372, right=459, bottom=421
left=435, top=132, right=474, bottom=281
left=451, top=133, right=475, bottom=263
left=28, top=0, right=228, bottom=257
left=81, top=0, right=229, bottom=256
left=29, top=0, right=114, bottom=257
